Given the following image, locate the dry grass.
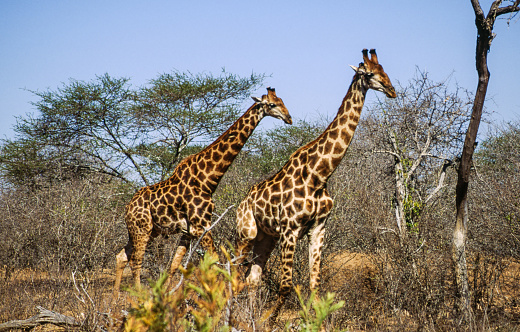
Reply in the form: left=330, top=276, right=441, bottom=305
left=3, top=248, right=519, bottom=331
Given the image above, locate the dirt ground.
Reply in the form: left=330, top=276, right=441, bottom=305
left=2, top=251, right=520, bottom=331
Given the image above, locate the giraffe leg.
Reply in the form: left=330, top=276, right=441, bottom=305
left=271, top=230, right=298, bottom=322
left=235, top=199, right=256, bottom=267
left=113, top=240, right=132, bottom=301
left=165, top=232, right=188, bottom=288
left=246, top=229, right=276, bottom=289
left=309, top=189, right=333, bottom=291
left=126, top=230, right=151, bottom=291
left=308, top=222, right=326, bottom=290
left=188, top=201, right=217, bottom=253
left=244, top=229, right=277, bottom=328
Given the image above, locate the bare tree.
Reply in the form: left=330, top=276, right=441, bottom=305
left=454, top=0, right=520, bottom=324
left=366, top=70, right=472, bottom=240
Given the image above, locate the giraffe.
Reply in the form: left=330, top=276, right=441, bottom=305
left=235, top=49, right=396, bottom=321
left=113, top=87, right=292, bottom=299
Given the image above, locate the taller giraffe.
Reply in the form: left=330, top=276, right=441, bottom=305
left=113, top=88, right=292, bottom=299
left=236, top=49, right=396, bottom=320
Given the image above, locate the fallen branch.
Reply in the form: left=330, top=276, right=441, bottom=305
left=0, top=306, right=80, bottom=331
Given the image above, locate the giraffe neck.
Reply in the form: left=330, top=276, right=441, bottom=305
left=307, top=74, right=368, bottom=184
left=195, top=104, right=264, bottom=191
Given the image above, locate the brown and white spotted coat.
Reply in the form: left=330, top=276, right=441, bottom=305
left=235, top=49, right=396, bottom=320
left=113, top=88, right=292, bottom=299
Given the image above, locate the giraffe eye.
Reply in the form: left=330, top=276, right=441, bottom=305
left=269, top=103, right=276, bottom=108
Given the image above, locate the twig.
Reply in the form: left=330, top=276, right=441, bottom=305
left=170, top=204, right=235, bottom=293
left=377, top=226, right=398, bottom=236
left=425, top=159, right=453, bottom=204
left=72, top=271, right=95, bottom=308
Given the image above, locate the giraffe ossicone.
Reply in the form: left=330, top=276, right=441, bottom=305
left=112, top=87, right=292, bottom=300
left=235, top=49, right=396, bottom=322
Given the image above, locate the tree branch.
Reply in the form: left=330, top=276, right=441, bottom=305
left=495, top=0, right=520, bottom=17
left=426, top=159, right=453, bottom=204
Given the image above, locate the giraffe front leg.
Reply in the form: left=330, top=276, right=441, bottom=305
left=308, top=223, right=326, bottom=290
left=165, top=232, right=188, bottom=288
left=235, top=199, right=256, bottom=268
left=308, top=190, right=333, bottom=291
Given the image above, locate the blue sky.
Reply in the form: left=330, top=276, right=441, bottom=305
left=1, top=1, right=519, bottom=140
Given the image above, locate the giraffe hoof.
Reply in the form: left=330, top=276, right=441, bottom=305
left=246, top=265, right=262, bottom=288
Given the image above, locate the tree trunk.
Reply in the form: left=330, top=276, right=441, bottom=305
left=454, top=0, right=519, bottom=324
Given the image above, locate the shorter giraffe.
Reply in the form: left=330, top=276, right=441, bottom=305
left=113, top=88, right=292, bottom=300
left=236, top=49, right=396, bottom=321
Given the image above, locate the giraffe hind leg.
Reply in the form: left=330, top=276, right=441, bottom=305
left=270, top=229, right=299, bottom=323
left=124, top=229, right=151, bottom=291
left=244, top=229, right=277, bottom=326
left=112, top=229, right=150, bottom=299
left=246, top=230, right=276, bottom=289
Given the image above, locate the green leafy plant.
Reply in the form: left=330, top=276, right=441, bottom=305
left=124, top=248, right=241, bottom=332
left=125, top=270, right=188, bottom=332
left=183, top=249, right=238, bottom=332
left=289, top=286, right=345, bottom=332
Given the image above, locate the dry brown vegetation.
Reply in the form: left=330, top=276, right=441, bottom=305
left=1, top=74, right=519, bottom=330
left=1, top=132, right=519, bottom=331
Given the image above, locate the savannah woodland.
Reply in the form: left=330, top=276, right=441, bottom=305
left=1, top=1, right=520, bottom=331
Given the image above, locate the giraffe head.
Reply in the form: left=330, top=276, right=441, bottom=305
left=252, top=87, right=293, bottom=125
left=350, top=49, right=396, bottom=98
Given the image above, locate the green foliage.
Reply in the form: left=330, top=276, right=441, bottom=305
left=125, top=272, right=179, bottom=332
left=0, top=71, right=264, bottom=187
left=183, top=249, right=239, bottom=332
left=125, top=249, right=241, bottom=332
left=245, top=118, right=325, bottom=175
left=403, top=193, right=422, bottom=233
left=289, top=286, right=345, bottom=332
left=124, top=247, right=346, bottom=331
left=0, top=138, right=66, bottom=188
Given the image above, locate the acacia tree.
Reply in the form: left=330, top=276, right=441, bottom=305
left=1, top=74, right=136, bottom=188
left=0, top=71, right=264, bottom=187
left=134, top=71, right=265, bottom=182
left=454, top=0, right=519, bottom=322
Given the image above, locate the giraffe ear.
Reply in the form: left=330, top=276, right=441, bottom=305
left=252, top=96, right=262, bottom=103
left=349, top=65, right=358, bottom=72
